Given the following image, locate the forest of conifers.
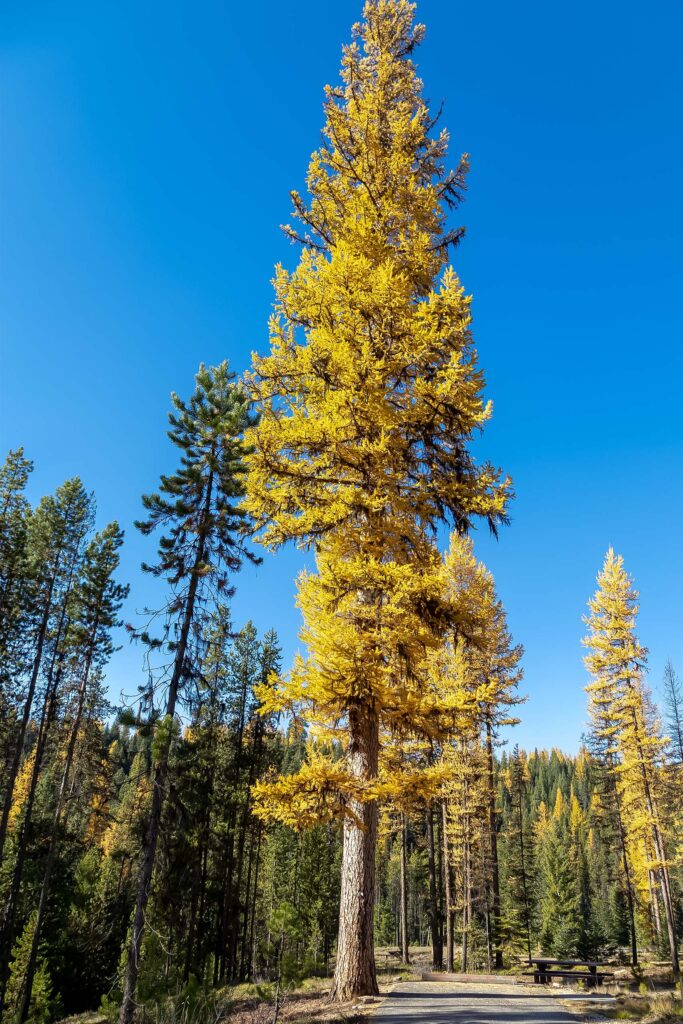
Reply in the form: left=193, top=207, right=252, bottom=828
left=1, top=447, right=682, bottom=1021
left=1, top=1, right=682, bottom=1022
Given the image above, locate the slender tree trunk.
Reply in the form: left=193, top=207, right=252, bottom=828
left=330, top=707, right=379, bottom=1001
left=648, top=866, right=662, bottom=936
left=442, top=799, right=454, bottom=972
left=183, top=871, right=200, bottom=984
left=218, top=807, right=237, bottom=981
left=196, top=832, right=210, bottom=981
left=649, top=824, right=680, bottom=995
left=621, top=844, right=638, bottom=969
left=602, top=751, right=638, bottom=967
left=484, top=897, right=492, bottom=973
left=118, top=622, right=188, bottom=1024
left=239, top=822, right=256, bottom=981
left=119, top=476, right=213, bottom=1024
left=461, top=832, right=470, bottom=973
left=425, top=803, right=442, bottom=970
left=229, top=810, right=249, bottom=979
left=238, top=726, right=264, bottom=981
left=436, top=803, right=445, bottom=967
left=247, top=824, right=263, bottom=981
left=485, top=719, right=503, bottom=968
left=460, top=766, right=471, bottom=975
left=516, top=790, right=532, bottom=962
left=185, top=727, right=218, bottom=983
left=190, top=785, right=213, bottom=982
left=229, top=724, right=263, bottom=979
left=609, top=769, right=638, bottom=967
left=399, top=813, right=409, bottom=964
left=219, top=667, right=250, bottom=982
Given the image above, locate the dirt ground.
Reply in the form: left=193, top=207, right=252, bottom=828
left=228, top=988, right=379, bottom=1024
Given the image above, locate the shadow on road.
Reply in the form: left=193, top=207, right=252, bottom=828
left=375, top=983, right=581, bottom=1022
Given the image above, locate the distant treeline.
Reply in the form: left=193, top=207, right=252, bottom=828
left=2, top=402, right=683, bottom=1022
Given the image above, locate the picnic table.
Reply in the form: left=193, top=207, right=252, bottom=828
left=524, top=957, right=614, bottom=987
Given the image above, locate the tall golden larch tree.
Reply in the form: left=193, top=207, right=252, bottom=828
left=583, top=549, right=681, bottom=997
left=253, top=534, right=484, bottom=993
left=246, top=0, right=510, bottom=999
left=584, top=655, right=640, bottom=965
left=437, top=535, right=523, bottom=969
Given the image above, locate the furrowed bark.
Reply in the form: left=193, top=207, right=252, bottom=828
left=330, top=707, right=379, bottom=1001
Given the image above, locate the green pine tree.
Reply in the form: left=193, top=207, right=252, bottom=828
left=2, top=912, right=59, bottom=1024
left=119, top=362, right=257, bottom=1024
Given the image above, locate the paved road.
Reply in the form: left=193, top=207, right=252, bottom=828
left=374, top=980, right=582, bottom=1023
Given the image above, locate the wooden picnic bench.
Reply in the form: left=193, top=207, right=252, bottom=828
left=380, top=949, right=405, bottom=971
left=523, top=957, right=614, bottom=987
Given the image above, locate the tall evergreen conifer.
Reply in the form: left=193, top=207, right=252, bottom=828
left=17, top=523, right=127, bottom=1022
left=0, top=449, right=33, bottom=709
left=119, top=363, right=256, bottom=1024
left=0, top=479, right=94, bottom=1016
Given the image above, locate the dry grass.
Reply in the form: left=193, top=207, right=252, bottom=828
left=565, top=992, right=683, bottom=1023
left=226, top=977, right=382, bottom=1024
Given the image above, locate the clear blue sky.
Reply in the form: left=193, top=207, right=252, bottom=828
left=2, top=0, right=682, bottom=752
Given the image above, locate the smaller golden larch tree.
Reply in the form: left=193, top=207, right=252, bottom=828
left=583, top=548, right=681, bottom=996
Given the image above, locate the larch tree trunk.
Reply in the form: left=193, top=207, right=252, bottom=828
left=330, top=707, right=379, bottom=1001
left=425, top=803, right=442, bottom=970
left=485, top=718, right=503, bottom=968
left=441, top=799, right=454, bottom=972
left=612, top=782, right=638, bottom=967
left=399, top=812, right=409, bottom=964
left=461, top=831, right=470, bottom=973
left=621, top=841, right=638, bottom=969
left=435, top=805, right=445, bottom=966
left=648, top=868, right=663, bottom=937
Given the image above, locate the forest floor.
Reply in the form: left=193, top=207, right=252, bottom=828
left=227, top=977, right=382, bottom=1024
left=55, top=959, right=683, bottom=1024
